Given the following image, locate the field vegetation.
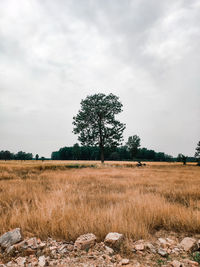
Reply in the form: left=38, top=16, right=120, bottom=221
left=0, top=161, right=199, bottom=242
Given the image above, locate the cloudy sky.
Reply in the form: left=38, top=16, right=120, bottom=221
left=0, top=0, right=199, bottom=158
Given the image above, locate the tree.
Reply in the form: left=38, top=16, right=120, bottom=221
left=35, top=154, right=39, bottom=160
left=177, top=154, right=187, bottom=165
left=51, top=151, right=60, bottom=160
left=72, top=143, right=81, bottom=160
left=0, top=150, right=13, bottom=160
left=195, top=141, right=200, bottom=166
left=73, top=93, right=125, bottom=163
left=126, top=135, right=141, bottom=159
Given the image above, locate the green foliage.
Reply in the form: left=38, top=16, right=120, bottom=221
left=73, top=93, right=125, bottom=162
left=192, top=251, right=200, bottom=264
left=16, top=151, right=33, bottom=160
left=157, top=259, right=166, bottom=266
left=126, top=135, right=141, bottom=159
left=109, top=151, right=120, bottom=160
left=177, top=154, right=187, bottom=165
left=51, top=144, right=174, bottom=161
left=0, top=150, right=13, bottom=160
left=195, top=141, right=200, bottom=166
left=0, top=150, right=33, bottom=160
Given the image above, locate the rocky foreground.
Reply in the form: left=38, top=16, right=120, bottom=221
left=0, top=229, right=200, bottom=266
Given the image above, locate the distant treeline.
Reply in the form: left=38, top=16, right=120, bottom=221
left=0, top=147, right=196, bottom=162
left=51, top=144, right=192, bottom=162
left=0, top=150, right=33, bottom=160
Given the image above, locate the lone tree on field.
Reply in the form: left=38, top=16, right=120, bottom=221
left=73, top=93, right=125, bottom=163
left=177, top=153, right=187, bottom=165
left=126, top=135, right=141, bottom=159
left=195, top=141, right=200, bottom=166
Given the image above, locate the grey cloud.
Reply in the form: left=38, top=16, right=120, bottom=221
left=0, top=0, right=199, bottom=157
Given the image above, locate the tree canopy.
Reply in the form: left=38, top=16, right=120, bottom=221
left=73, top=93, right=125, bottom=162
left=195, top=141, right=200, bottom=166
left=126, top=135, right=141, bottom=159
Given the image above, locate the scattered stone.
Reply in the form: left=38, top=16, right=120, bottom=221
left=134, top=240, right=145, bottom=251
left=120, top=258, right=129, bottom=265
left=1, top=230, right=200, bottom=267
left=170, top=260, right=182, bottom=267
left=38, top=255, right=46, bottom=267
left=28, top=256, right=38, bottom=266
left=182, top=259, right=199, bottom=266
left=15, top=256, right=26, bottom=266
left=146, top=243, right=156, bottom=253
left=104, top=232, right=124, bottom=249
left=102, top=254, right=111, bottom=261
left=158, top=238, right=167, bottom=245
left=157, top=248, right=168, bottom=257
left=166, top=238, right=176, bottom=245
left=5, top=245, right=15, bottom=254
left=105, top=246, right=114, bottom=255
left=135, top=243, right=145, bottom=251
left=179, top=237, right=196, bottom=252
left=6, top=261, right=15, bottom=267
left=66, top=244, right=74, bottom=252
left=26, top=237, right=38, bottom=249
left=132, top=260, right=140, bottom=267
left=38, top=242, right=46, bottom=249
left=171, top=247, right=180, bottom=255
left=114, top=254, right=122, bottom=262
left=74, top=233, right=97, bottom=250
left=0, top=228, right=22, bottom=249
left=49, top=245, right=57, bottom=251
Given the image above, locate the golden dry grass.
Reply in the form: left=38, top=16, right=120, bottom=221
left=0, top=160, right=199, bottom=242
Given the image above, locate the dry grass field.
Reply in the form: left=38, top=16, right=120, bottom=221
left=0, top=160, right=199, bottom=242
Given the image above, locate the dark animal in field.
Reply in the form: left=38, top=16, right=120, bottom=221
left=136, top=161, right=146, bottom=167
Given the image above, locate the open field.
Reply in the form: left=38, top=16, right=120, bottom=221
left=0, top=161, right=200, bottom=242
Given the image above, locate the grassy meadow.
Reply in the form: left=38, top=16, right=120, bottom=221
left=0, top=160, right=200, bottom=241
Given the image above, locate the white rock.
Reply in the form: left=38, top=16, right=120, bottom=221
left=135, top=243, right=145, bottom=251
left=179, top=237, right=196, bottom=251
left=0, top=228, right=22, bottom=249
left=38, top=255, right=46, bottom=267
left=6, top=261, right=16, bottom=267
left=26, top=237, right=38, bottom=248
left=15, top=257, right=26, bottom=266
left=157, top=248, right=168, bottom=257
left=170, top=260, right=182, bottom=267
left=171, top=247, right=180, bottom=255
left=104, top=232, right=124, bottom=249
left=75, top=233, right=97, bottom=250
left=158, top=238, right=167, bottom=245
left=121, top=258, right=129, bottom=265
left=166, top=238, right=175, bottom=245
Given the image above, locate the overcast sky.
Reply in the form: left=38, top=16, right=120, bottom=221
left=0, top=0, right=199, bottom=158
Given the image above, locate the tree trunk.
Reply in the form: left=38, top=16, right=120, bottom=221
left=99, top=116, right=104, bottom=163
left=100, top=145, right=104, bottom=163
